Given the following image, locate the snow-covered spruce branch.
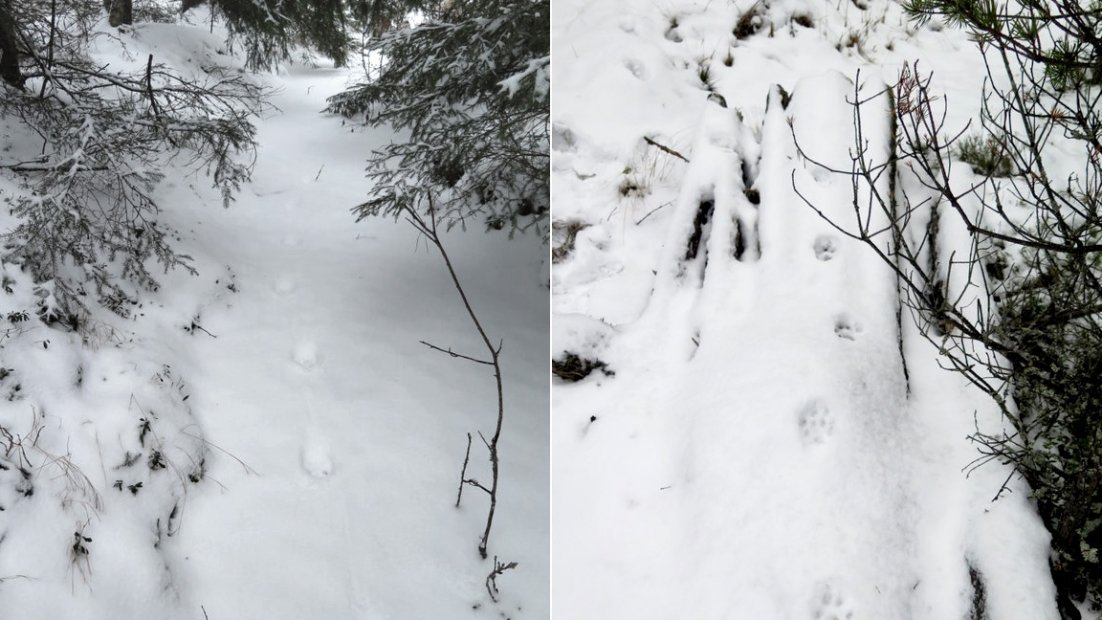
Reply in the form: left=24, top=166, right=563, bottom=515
left=405, top=196, right=507, bottom=562
left=327, top=0, right=549, bottom=235
left=0, top=32, right=264, bottom=320
left=327, top=2, right=547, bottom=123
left=354, top=109, right=548, bottom=234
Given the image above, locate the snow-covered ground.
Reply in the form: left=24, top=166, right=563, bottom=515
left=551, top=0, right=1083, bottom=618
left=0, top=16, right=547, bottom=620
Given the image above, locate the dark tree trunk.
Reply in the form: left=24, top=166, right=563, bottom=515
left=0, top=0, right=23, bottom=89
left=105, top=0, right=132, bottom=27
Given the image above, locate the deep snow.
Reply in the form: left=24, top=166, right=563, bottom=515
left=551, top=0, right=1079, bottom=618
left=0, top=15, right=548, bottom=620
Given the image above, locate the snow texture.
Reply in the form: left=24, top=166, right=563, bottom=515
left=552, top=0, right=1072, bottom=617
left=0, top=10, right=548, bottom=620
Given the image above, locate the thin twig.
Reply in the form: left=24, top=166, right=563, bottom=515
left=464, top=479, right=492, bottom=495
left=643, top=136, right=690, bottom=163
left=456, top=432, right=472, bottom=507
left=419, top=340, right=492, bottom=365
left=179, top=430, right=257, bottom=476
left=485, top=556, right=518, bottom=602
left=635, top=202, right=670, bottom=225
left=408, top=194, right=506, bottom=560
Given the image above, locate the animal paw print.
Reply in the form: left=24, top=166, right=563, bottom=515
left=812, top=584, right=855, bottom=620
left=623, top=59, right=648, bottom=80
left=301, top=431, right=334, bottom=479
left=813, top=235, right=838, bottom=261
left=797, top=400, right=835, bottom=446
left=833, top=315, right=862, bottom=341
left=293, top=341, right=320, bottom=370
left=274, top=277, right=296, bottom=294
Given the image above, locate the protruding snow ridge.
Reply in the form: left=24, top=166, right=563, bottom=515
left=788, top=71, right=903, bottom=347
left=635, top=94, right=737, bottom=354
left=641, top=92, right=772, bottom=357
left=693, top=101, right=761, bottom=275
left=787, top=71, right=895, bottom=257
left=789, top=71, right=862, bottom=228
left=663, top=94, right=743, bottom=285
left=757, top=83, right=804, bottom=263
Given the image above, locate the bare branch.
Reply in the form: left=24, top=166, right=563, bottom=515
left=420, top=340, right=493, bottom=365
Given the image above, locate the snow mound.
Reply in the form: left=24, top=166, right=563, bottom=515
left=553, top=0, right=1061, bottom=617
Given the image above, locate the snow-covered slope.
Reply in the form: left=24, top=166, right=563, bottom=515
left=552, top=0, right=1071, bottom=618
left=0, top=16, right=547, bottom=620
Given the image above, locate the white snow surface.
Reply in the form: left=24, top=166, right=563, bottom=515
left=0, top=16, right=547, bottom=620
left=552, top=0, right=1079, bottom=618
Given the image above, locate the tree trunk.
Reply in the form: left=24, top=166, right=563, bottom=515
left=0, top=0, right=23, bottom=89
left=105, top=0, right=132, bottom=27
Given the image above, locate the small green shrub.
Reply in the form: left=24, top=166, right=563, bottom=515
left=986, top=246, right=1102, bottom=612
left=955, top=133, right=1015, bottom=177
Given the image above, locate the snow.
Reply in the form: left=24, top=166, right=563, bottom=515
left=552, top=0, right=1079, bottom=617
left=0, top=13, right=547, bottom=620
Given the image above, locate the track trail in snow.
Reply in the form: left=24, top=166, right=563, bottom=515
left=159, top=63, right=549, bottom=619
left=552, top=1, right=1062, bottom=617
left=643, top=73, right=920, bottom=618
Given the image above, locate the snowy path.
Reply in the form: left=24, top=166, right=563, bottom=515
left=0, top=22, right=545, bottom=618
left=155, top=66, right=550, bottom=619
